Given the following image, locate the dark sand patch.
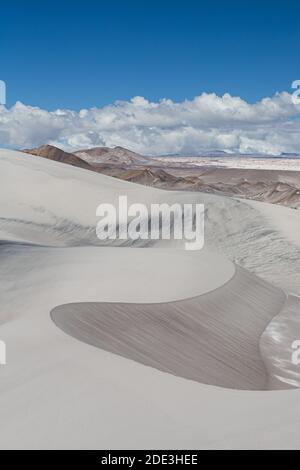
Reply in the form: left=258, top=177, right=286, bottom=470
left=51, top=267, right=286, bottom=390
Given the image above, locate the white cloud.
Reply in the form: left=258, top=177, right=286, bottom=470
left=0, top=92, right=300, bottom=155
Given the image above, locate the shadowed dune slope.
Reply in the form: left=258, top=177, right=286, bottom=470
left=51, top=266, right=286, bottom=391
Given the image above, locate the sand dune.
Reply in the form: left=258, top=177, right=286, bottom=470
left=1, top=148, right=300, bottom=449
left=1, top=149, right=300, bottom=292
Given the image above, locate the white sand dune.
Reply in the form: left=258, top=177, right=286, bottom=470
left=0, top=241, right=299, bottom=449
left=246, top=199, right=300, bottom=250
left=1, top=149, right=299, bottom=292
left=1, top=149, right=300, bottom=449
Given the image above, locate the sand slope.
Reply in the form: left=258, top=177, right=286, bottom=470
left=1, top=149, right=300, bottom=293
left=51, top=266, right=286, bottom=390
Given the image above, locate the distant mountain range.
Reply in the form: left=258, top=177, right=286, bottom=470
left=159, top=151, right=300, bottom=159
left=23, top=144, right=300, bottom=167
left=21, top=144, right=300, bottom=209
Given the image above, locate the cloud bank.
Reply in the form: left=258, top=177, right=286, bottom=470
left=0, top=92, right=300, bottom=155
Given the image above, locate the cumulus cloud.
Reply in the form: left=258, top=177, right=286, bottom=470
left=0, top=92, right=300, bottom=155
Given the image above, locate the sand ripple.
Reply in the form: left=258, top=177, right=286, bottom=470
left=51, top=266, right=286, bottom=390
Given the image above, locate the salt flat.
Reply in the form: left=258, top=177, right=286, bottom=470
left=155, top=155, right=300, bottom=171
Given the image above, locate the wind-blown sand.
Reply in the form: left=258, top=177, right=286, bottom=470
left=245, top=199, right=300, bottom=250
left=51, top=266, right=286, bottom=391
left=1, top=149, right=300, bottom=449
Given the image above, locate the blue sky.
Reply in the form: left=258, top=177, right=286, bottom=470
left=1, top=0, right=299, bottom=110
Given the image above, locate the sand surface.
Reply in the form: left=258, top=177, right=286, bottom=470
left=1, top=149, right=300, bottom=449
left=51, top=266, right=286, bottom=390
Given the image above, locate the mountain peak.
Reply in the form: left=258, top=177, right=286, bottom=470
left=22, top=144, right=92, bottom=170
left=74, top=145, right=148, bottom=165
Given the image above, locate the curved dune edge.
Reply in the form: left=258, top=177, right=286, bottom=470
left=51, top=266, right=287, bottom=391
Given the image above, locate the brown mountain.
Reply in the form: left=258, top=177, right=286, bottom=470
left=100, top=167, right=182, bottom=187
left=22, top=145, right=92, bottom=171
left=74, top=146, right=149, bottom=166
